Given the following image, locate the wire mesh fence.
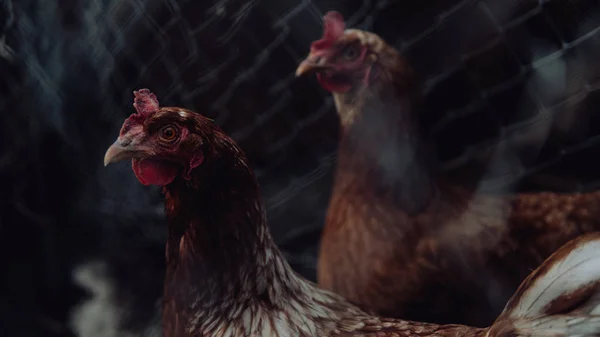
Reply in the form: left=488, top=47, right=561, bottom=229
left=2, top=0, right=600, bottom=336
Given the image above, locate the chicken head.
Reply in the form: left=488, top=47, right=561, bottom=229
left=295, top=11, right=404, bottom=94
left=103, top=89, right=205, bottom=186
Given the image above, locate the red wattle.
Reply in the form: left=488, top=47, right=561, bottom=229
left=316, top=73, right=352, bottom=93
left=131, top=158, right=178, bottom=186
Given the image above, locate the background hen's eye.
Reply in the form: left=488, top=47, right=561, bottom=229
left=341, top=45, right=360, bottom=60
left=160, top=126, right=177, bottom=142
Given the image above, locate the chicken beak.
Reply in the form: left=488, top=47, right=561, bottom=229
left=104, top=138, right=136, bottom=166
left=295, top=54, right=331, bottom=77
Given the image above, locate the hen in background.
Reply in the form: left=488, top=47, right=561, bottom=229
left=104, top=89, right=600, bottom=337
left=296, top=11, right=600, bottom=328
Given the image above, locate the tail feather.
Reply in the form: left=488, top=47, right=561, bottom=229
left=511, top=316, right=600, bottom=337
left=490, top=233, right=600, bottom=337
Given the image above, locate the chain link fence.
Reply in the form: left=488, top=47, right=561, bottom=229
left=2, top=0, right=600, bottom=336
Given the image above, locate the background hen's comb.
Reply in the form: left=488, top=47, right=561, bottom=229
left=133, top=89, right=160, bottom=116
left=310, top=11, right=346, bottom=53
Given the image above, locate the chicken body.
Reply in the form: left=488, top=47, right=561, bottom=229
left=323, top=162, right=600, bottom=325
left=104, top=89, right=600, bottom=337
left=296, top=12, right=600, bottom=327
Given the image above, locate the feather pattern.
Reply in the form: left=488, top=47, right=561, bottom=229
left=491, top=234, right=600, bottom=337
left=503, top=235, right=600, bottom=319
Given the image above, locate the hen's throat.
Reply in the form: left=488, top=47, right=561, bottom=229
left=334, top=89, right=438, bottom=215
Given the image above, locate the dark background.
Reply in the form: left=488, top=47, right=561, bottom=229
left=2, top=0, right=600, bottom=336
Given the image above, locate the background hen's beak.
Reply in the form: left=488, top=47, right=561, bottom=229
left=104, top=139, right=136, bottom=166
left=295, top=54, right=331, bottom=77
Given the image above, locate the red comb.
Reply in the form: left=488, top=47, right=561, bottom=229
left=310, top=11, right=346, bottom=53
left=133, top=89, right=159, bottom=116
left=119, top=89, right=160, bottom=136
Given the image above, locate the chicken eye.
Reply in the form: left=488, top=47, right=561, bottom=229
left=341, top=44, right=360, bottom=60
left=160, top=126, right=177, bottom=142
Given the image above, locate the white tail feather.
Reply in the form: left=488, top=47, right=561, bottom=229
left=512, top=316, right=600, bottom=336
left=490, top=234, right=600, bottom=337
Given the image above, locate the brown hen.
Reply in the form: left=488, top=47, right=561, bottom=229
left=104, top=89, right=600, bottom=337
left=296, top=11, right=600, bottom=327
